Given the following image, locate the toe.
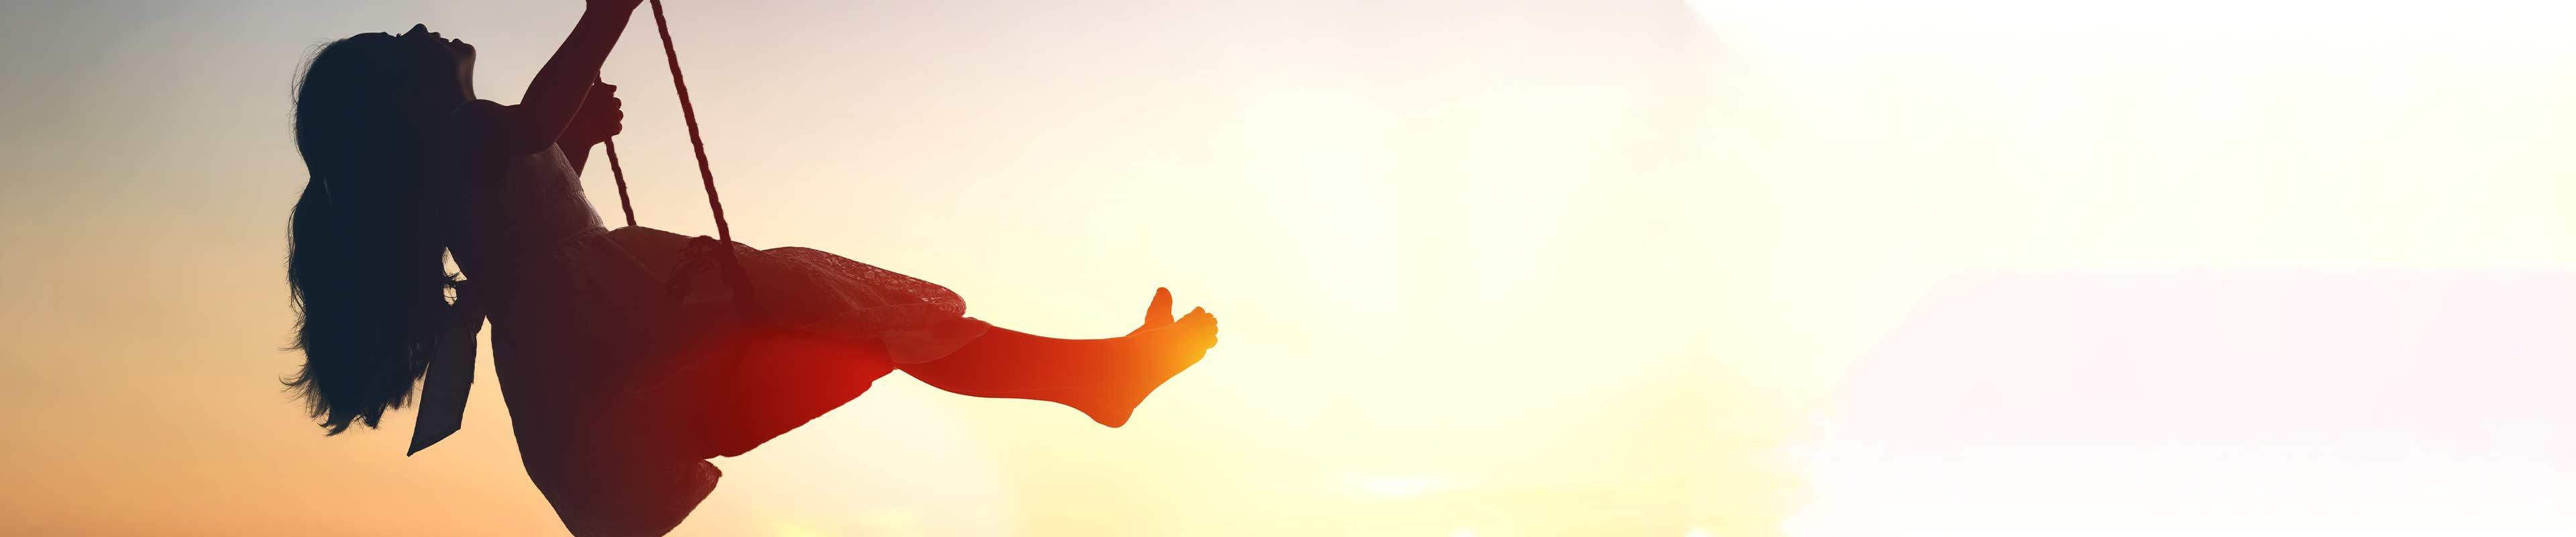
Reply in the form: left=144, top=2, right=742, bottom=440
left=1144, top=287, right=1175, bottom=326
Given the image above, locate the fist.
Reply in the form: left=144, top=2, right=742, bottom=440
left=561, top=83, right=623, bottom=146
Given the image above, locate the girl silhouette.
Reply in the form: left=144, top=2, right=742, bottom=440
left=283, top=1, right=1219, bottom=534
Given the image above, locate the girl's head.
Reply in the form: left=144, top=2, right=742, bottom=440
left=302, top=24, right=478, bottom=127
left=284, top=24, right=478, bottom=435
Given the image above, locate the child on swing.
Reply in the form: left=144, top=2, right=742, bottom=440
left=284, top=1, right=1220, bottom=534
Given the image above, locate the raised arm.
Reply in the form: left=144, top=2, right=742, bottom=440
left=483, top=1, right=643, bottom=155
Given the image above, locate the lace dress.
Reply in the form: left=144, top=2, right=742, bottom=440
left=428, top=101, right=990, bottom=536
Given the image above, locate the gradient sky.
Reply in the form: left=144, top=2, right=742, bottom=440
left=3, top=0, right=2575, bottom=535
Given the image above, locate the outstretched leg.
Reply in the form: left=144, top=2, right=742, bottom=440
left=901, top=289, right=1219, bottom=427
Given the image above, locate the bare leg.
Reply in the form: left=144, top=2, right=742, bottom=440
left=902, top=290, right=1218, bottom=427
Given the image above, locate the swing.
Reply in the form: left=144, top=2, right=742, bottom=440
left=603, top=0, right=859, bottom=459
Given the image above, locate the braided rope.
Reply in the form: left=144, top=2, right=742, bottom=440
left=602, top=136, right=636, bottom=227
left=600, top=0, right=759, bottom=319
left=643, top=0, right=734, bottom=246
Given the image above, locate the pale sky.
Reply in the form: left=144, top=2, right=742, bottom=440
left=3, top=0, right=2574, bottom=535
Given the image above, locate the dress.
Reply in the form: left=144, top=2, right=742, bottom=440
left=428, top=100, right=991, bottom=536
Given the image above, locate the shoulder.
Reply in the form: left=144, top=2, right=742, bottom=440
left=443, top=99, right=509, bottom=128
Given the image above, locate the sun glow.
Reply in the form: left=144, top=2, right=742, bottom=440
left=10, top=0, right=2576, bottom=534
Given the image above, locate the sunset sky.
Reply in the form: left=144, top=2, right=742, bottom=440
left=4, top=0, right=2575, bottom=535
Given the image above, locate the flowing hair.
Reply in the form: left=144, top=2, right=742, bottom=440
left=284, top=34, right=462, bottom=434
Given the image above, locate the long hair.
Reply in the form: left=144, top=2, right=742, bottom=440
left=285, top=34, right=462, bottom=435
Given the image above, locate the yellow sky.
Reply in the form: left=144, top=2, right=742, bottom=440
left=4, top=0, right=2576, bottom=535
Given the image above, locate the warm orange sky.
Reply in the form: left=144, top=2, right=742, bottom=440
left=1, top=1, right=1743, bottom=535
left=7, top=1, right=2576, bottom=536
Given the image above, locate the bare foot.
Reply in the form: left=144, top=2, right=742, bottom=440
left=1085, top=304, right=1218, bottom=427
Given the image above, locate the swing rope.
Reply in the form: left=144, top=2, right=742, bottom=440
left=600, top=0, right=760, bottom=319
left=643, top=0, right=734, bottom=246
left=602, top=136, right=636, bottom=228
